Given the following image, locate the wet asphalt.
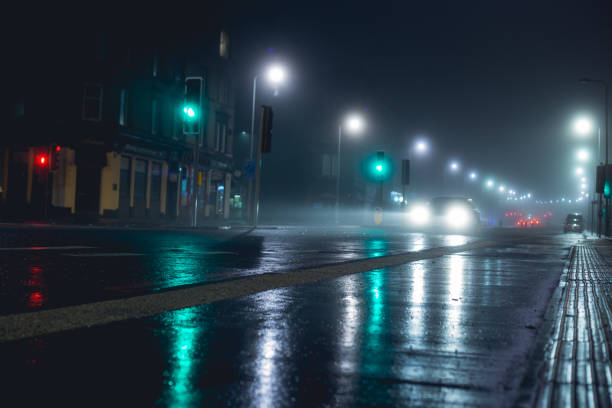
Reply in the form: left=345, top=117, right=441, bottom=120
left=0, top=225, right=480, bottom=315
left=0, top=225, right=584, bottom=407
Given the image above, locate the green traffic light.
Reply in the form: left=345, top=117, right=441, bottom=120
left=376, top=164, right=383, bottom=172
left=605, top=180, right=611, bottom=197
left=183, top=106, right=197, bottom=119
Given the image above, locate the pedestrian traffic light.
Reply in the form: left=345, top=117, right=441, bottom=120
left=260, top=105, right=273, bottom=153
left=183, top=77, right=203, bottom=135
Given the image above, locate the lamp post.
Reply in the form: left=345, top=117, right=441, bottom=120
left=247, top=63, right=287, bottom=224
left=403, top=138, right=429, bottom=205
left=335, top=114, right=364, bottom=223
left=581, top=78, right=609, bottom=236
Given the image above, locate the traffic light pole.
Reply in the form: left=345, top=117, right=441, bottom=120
left=192, top=81, right=204, bottom=228
left=335, top=125, right=342, bottom=224
left=254, top=107, right=264, bottom=227
left=247, top=76, right=258, bottom=225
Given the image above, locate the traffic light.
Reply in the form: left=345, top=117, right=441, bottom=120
left=376, top=151, right=385, bottom=174
left=183, top=77, right=203, bottom=135
left=596, top=165, right=605, bottom=193
left=36, top=153, right=48, bottom=167
left=401, top=159, right=410, bottom=185
left=51, top=145, right=61, bottom=171
left=361, top=152, right=393, bottom=182
left=260, top=105, right=274, bottom=153
left=605, top=165, right=612, bottom=198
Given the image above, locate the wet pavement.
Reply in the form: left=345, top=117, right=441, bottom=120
left=528, top=241, right=612, bottom=408
left=0, top=225, right=480, bottom=314
left=0, top=230, right=583, bottom=407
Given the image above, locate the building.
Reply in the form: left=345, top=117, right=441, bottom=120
left=1, top=22, right=238, bottom=225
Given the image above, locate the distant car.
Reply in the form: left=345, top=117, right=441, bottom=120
left=563, top=213, right=584, bottom=233
left=516, top=217, right=541, bottom=228
left=407, top=196, right=481, bottom=232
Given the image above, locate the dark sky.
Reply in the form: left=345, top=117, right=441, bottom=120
left=10, top=1, right=611, bottom=203
left=225, top=0, right=612, bottom=200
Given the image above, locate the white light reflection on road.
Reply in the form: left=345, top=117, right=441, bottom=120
left=333, top=274, right=362, bottom=406
left=407, top=262, right=426, bottom=344
left=444, top=234, right=469, bottom=247
left=250, top=290, right=290, bottom=408
left=445, top=254, right=465, bottom=350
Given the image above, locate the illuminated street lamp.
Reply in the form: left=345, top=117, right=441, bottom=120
left=574, top=117, right=593, bottom=136
left=486, top=179, right=494, bottom=188
left=576, top=148, right=590, bottom=162
left=499, top=185, right=505, bottom=192
left=449, top=161, right=459, bottom=172
left=415, top=140, right=428, bottom=154
left=575, top=166, right=584, bottom=176
left=469, top=171, right=477, bottom=180
left=336, top=113, right=365, bottom=222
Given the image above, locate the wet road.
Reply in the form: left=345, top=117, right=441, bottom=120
left=0, top=225, right=480, bottom=314
left=0, top=228, right=582, bottom=407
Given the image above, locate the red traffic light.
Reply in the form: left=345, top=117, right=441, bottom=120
left=55, top=145, right=61, bottom=152
left=37, top=155, right=48, bottom=166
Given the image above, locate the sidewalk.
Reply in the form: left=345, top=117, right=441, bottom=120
left=528, top=239, right=612, bottom=407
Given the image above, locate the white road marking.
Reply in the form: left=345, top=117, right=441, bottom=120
left=0, top=246, right=97, bottom=251
left=0, top=239, right=497, bottom=343
left=63, top=253, right=142, bottom=257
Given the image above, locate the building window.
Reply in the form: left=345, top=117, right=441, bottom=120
left=219, top=30, right=229, bottom=59
left=119, top=89, right=128, bottom=126
left=82, top=83, right=103, bottom=121
left=215, top=119, right=227, bottom=153
left=322, top=154, right=338, bottom=176
left=152, top=99, right=158, bottom=135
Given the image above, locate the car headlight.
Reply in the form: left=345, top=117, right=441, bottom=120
left=446, top=206, right=470, bottom=228
left=408, top=205, right=430, bottom=225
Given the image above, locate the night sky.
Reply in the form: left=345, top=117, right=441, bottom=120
left=10, top=1, right=612, bottom=205
left=225, top=0, right=611, bottom=201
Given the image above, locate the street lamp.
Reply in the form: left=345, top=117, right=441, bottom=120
left=449, top=161, right=459, bottom=172
left=580, top=78, right=608, bottom=165
left=469, top=171, right=477, bottom=180
left=247, top=63, right=288, bottom=223
left=576, top=148, right=590, bottom=162
left=581, top=77, right=609, bottom=237
left=486, top=179, right=494, bottom=188
left=414, top=140, right=428, bottom=155
left=335, top=113, right=365, bottom=223
left=574, top=117, right=593, bottom=136
left=575, top=166, right=584, bottom=176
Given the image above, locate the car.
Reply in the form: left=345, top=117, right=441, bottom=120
left=407, top=196, right=481, bottom=233
left=516, top=217, right=541, bottom=228
left=563, top=213, right=585, bottom=233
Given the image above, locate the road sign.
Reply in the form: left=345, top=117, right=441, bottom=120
left=244, top=160, right=255, bottom=179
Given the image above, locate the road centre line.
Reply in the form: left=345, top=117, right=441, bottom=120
left=63, top=253, right=143, bottom=257
left=0, top=240, right=497, bottom=343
